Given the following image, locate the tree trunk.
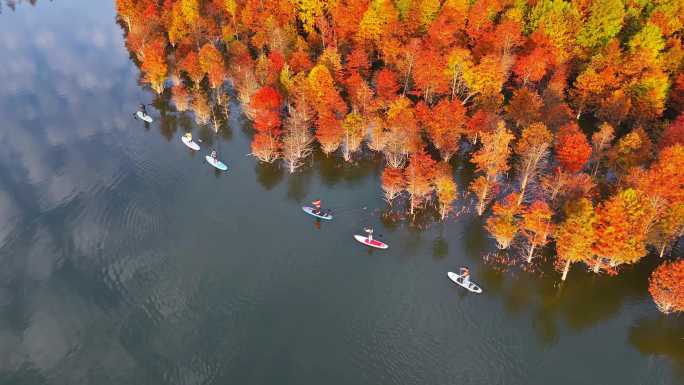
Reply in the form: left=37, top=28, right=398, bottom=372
left=477, top=182, right=489, bottom=216
left=659, top=244, right=666, bottom=258
left=403, top=59, right=413, bottom=96
left=518, top=173, right=529, bottom=206
left=593, top=258, right=601, bottom=273
left=561, top=259, right=571, bottom=281
left=591, top=159, right=601, bottom=177
left=526, top=243, right=536, bottom=263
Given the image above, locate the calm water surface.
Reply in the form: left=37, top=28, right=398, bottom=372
left=0, top=2, right=683, bottom=385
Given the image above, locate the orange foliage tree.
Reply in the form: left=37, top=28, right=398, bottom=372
left=506, top=88, right=543, bottom=128
left=628, top=144, right=684, bottom=258
left=592, top=188, right=655, bottom=273
left=404, top=150, right=436, bottom=215
left=485, top=193, right=522, bottom=250
left=555, top=198, right=597, bottom=281
left=590, top=122, right=615, bottom=176
left=341, top=111, right=365, bottom=161
left=433, top=162, right=458, bottom=220
left=199, top=43, right=225, bottom=90
left=308, top=64, right=347, bottom=154
left=417, top=99, right=466, bottom=161
left=649, top=260, right=684, bottom=314
left=469, top=121, right=514, bottom=215
left=520, top=200, right=553, bottom=263
left=140, top=38, right=168, bottom=94
left=381, top=167, right=406, bottom=206
left=515, top=122, right=553, bottom=205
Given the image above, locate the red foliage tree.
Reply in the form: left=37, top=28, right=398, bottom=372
left=659, top=113, right=684, bottom=149
left=375, top=68, right=400, bottom=102
left=417, top=99, right=466, bottom=161
left=555, top=122, right=592, bottom=173
left=669, top=74, right=684, bottom=114
left=250, top=86, right=283, bottom=162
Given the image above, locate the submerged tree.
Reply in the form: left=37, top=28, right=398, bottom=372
left=433, top=162, right=458, bottom=220
left=485, top=193, right=522, bottom=250
left=381, top=166, right=406, bottom=206
left=649, top=260, right=684, bottom=314
left=469, top=121, right=514, bottom=215
left=404, top=150, right=436, bottom=215
left=555, top=198, right=597, bottom=281
left=520, top=200, right=554, bottom=263
left=514, top=122, right=553, bottom=206
left=592, top=188, right=654, bottom=273
left=341, top=111, right=365, bottom=161
left=282, top=98, right=314, bottom=173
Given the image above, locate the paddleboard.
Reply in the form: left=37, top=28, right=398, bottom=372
left=447, top=272, right=482, bottom=294
left=136, top=111, right=153, bottom=123
left=302, top=206, right=333, bottom=220
left=181, top=136, right=200, bottom=151
left=205, top=155, right=228, bottom=171
left=354, top=235, right=388, bottom=249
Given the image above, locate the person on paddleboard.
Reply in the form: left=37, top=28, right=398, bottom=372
left=312, top=199, right=322, bottom=215
left=460, top=267, right=471, bottom=286
left=210, top=149, right=218, bottom=160
left=184, top=132, right=193, bottom=142
left=134, top=103, right=149, bottom=120
left=364, top=227, right=374, bottom=242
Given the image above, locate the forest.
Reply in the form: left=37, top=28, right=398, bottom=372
left=115, top=0, right=684, bottom=314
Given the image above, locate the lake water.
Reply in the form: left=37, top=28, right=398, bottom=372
left=0, top=1, right=683, bottom=384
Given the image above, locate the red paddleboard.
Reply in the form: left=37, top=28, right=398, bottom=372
left=354, top=235, right=388, bottom=249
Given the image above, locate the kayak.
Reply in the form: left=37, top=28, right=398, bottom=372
left=354, top=235, right=388, bottom=249
left=136, top=111, right=153, bottom=123
left=302, top=206, right=333, bottom=220
left=447, top=272, right=483, bottom=294
left=205, top=155, right=228, bottom=171
left=181, top=136, right=200, bottom=151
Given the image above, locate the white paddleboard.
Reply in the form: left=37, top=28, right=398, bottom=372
left=354, top=235, right=388, bottom=249
left=447, top=272, right=482, bottom=293
left=302, top=206, right=333, bottom=220
left=136, top=111, right=153, bottom=123
left=181, top=136, right=200, bottom=151
left=205, top=155, right=228, bottom=171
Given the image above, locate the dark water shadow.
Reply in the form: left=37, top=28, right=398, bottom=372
left=629, top=315, right=684, bottom=381
left=255, top=162, right=284, bottom=190
left=285, top=167, right=314, bottom=202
